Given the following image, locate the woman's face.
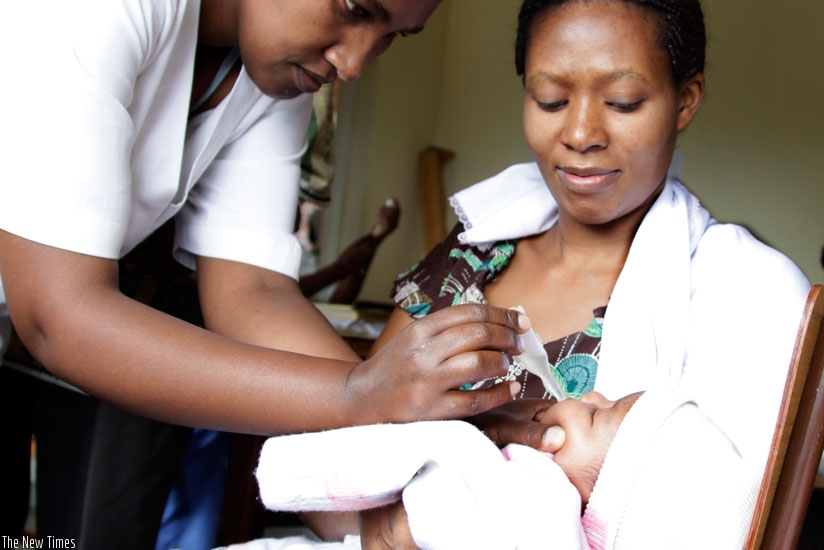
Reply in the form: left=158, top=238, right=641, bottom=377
left=239, top=0, right=440, bottom=99
left=536, top=391, right=643, bottom=502
left=522, top=1, right=703, bottom=228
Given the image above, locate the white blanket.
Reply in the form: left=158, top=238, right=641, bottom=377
left=451, top=163, right=809, bottom=467
left=254, top=420, right=587, bottom=550
left=248, top=388, right=756, bottom=550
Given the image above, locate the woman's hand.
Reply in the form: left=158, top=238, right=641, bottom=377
left=467, top=397, right=566, bottom=453
left=344, top=304, right=529, bottom=426
left=360, top=501, right=418, bottom=550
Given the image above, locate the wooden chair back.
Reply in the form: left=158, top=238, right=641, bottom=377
left=747, top=284, right=824, bottom=549
left=418, top=146, right=454, bottom=252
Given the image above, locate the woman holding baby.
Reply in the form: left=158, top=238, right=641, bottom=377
left=358, top=0, right=810, bottom=547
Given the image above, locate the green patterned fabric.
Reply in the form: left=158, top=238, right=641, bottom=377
left=390, top=223, right=606, bottom=400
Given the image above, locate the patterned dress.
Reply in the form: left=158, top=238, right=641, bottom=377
left=390, top=224, right=606, bottom=400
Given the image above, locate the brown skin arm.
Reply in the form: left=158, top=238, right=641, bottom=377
left=197, top=255, right=359, bottom=359
left=0, top=230, right=354, bottom=434
left=197, top=255, right=364, bottom=540
left=1, top=231, right=526, bottom=543
left=0, top=231, right=526, bottom=434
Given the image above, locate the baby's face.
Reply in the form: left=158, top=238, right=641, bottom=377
left=535, top=391, right=643, bottom=502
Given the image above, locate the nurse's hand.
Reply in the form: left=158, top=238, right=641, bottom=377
left=346, top=304, right=529, bottom=425
left=467, top=397, right=566, bottom=453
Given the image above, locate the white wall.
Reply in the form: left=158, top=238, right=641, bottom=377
left=336, top=0, right=823, bottom=304
left=677, top=0, right=824, bottom=283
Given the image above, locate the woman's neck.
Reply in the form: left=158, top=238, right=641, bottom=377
left=535, top=214, right=639, bottom=276
left=198, top=0, right=238, bottom=46
left=539, top=184, right=662, bottom=274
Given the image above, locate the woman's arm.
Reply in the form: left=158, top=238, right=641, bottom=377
left=197, top=255, right=367, bottom=542
left=0, top=231, right=525, bottom=435
left=197, top=255, right=359, bottom=359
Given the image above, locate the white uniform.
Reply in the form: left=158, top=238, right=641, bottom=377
left=0, top=0, right=312, bottom=279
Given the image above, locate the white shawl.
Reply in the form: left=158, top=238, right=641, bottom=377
left=451, top=162, right=809, bottom=466
left=449, top=162, right=810, bottom=547
left=451, top=162, right=709, bottom=397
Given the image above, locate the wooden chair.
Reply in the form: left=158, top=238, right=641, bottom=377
left=747, top=284, right=824, bottom=549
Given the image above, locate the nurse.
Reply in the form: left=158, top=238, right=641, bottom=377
left=0, top=0, right=529, bottom=545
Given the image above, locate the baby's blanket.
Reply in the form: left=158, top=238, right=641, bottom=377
left=254, top=420, right=587, bottom=550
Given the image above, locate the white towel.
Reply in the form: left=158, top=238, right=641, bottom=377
left=247, top=390, right=757, bottom=550
left=450, top=163, right=558, bottom=252
left=582, top=386, right=759, bottom=549
left=449, top=163, right=712, bottom=399
left=221, top=534, right=359, bottom=550
left=255, top=420, right=587, bottom=550
left=448, top=162, right=810, bottom=472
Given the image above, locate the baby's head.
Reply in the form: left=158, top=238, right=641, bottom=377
left=536, top=391, right=644, bottom=502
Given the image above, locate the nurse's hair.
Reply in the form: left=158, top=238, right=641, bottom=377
left=514, top=0, right=706, bottom=87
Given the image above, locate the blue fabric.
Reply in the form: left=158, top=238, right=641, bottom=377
left=155, top=429, right=230, bottom=550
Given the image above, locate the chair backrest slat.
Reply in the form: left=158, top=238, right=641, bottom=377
left=747, top=284, right=824, bottom=549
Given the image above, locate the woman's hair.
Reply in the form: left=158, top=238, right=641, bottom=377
left=514, top=0, right=706, bottom=86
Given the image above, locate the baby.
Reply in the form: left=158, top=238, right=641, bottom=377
left=247, top=382, right=755, bottom=550
left=532, top=390, right=644, bottom=504
left=253, top=386, right=743, bottom=550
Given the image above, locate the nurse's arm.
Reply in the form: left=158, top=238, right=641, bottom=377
left=195, top=255, right=360, bottom=361
left=0, top=230, right=359, bottom=434
left=0, top=230, right=524, bottom=434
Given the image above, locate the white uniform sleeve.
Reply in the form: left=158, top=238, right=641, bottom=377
left=174, top=93, right=312, bottom=279
left=0, top=0, right=189, bottom=259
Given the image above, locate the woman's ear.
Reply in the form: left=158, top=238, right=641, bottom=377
left=676, top=72, right=705, bottom=131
